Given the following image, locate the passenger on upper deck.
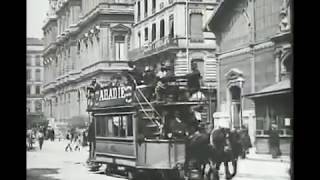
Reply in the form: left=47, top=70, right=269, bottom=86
left=154, top=63, right=169, bottom=101
left=143, top=65, right=156, bottom=86
left=186, top=62, right=202, bottom=96
left=127, top=61, right=143, bottom=86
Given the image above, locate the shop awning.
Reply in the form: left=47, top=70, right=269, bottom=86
left=245, top=79, right=291, bottom=99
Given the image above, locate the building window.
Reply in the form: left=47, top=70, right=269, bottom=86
left=169, top=15, right=174, bottom=37
left=152, top=0, right=156, bottom=13
left=96, top=115, right=133, bottom=137
left=35, top=86, right=41, bottom=95
left=190, top=13, right=203, bottom=41
left=144, top=27, right=148, bottom=41
left=27, top=85, right=31, bottom=95
left=115, top=35, right=125, bottom=61
left=27, top=69, right=32, bottom=81
left=35, top=100, right=42, bottom=112
left=36, top=69, right=41, bottom=81
left=35, top=55, right=41, bottom=66
left=27, top=100, right=31, bottom=113
left=152, top=23, right=156, bottom=41
left=138, top=32, right=141, bottom=48
left=27, top=55, right=32, bottom=66
left=160, top=19, right=165, bottom=38
left=144, top=0, right=148, bottom=17
left=137, top=1, right=141, bottom=21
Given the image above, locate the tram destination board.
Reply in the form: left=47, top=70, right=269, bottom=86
left=90, top=85, right=133, bottom=108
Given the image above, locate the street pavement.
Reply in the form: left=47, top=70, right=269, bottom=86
left=27, top=140, right=291, bottom=180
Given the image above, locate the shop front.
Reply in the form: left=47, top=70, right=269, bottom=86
left=246, top=79, right=292, bottom=155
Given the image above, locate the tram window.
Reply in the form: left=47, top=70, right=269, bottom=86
left=127, top=116, right=133, bottom=136
left=96, top=115, right=133, bottom=138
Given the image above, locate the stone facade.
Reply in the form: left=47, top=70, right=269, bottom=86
left=207, top=0, right=292, bottom=154
left=27, top=38, right=45, bottom=127
left=129, top=0, right=219, bottom=86
left=42, top=0, right=134, bottom=125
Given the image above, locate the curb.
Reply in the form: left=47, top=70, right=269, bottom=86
left=245, top=156, right=290, bottom=163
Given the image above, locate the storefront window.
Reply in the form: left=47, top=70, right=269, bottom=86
left=96, top=115, right=133, bottom=138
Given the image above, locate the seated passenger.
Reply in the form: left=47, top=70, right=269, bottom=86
left=167, top=111, right=188, bottom=138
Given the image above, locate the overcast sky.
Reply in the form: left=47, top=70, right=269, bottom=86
left=27, top=0, right=49, bottom=39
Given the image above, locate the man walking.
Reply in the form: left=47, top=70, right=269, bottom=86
left=37, top=130, right=44, bottom=150
left=65, top=132, right=73, bottom=152
left=269, top=124, right=281, bottom=158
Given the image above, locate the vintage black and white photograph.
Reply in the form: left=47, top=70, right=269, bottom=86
left=27, top=0, right=292, bottom=180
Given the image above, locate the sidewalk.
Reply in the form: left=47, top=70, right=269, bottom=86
left=246, top=148, right=290, bottom=163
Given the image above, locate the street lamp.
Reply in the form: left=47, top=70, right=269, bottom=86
left=185, top=0, right=189, bottom=72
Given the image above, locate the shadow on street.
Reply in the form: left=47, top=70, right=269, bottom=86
left=27, top=168, right=60, bottom=180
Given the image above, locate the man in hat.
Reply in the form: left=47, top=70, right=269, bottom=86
left=269, top=124, right=281, bottom=158
left=186, top=62, right=202, bottom=97
left=128, top=61, right=143, bottom=86
left=143, top=65, right=156, bottom=86
left=154, top=63, right=168, bottom=101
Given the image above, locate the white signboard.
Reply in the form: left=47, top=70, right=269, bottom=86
left=285, top=118, right=291, bottom=126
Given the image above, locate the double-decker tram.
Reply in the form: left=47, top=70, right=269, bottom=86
left=86, top=68, right=216, bottom=180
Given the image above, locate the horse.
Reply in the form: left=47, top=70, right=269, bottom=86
left=186, top=126, right=242, bottom=180
left=210, top=128, right=242, bottom=179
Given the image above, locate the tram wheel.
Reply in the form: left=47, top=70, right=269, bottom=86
left=104, top=164, right=113, bottom=176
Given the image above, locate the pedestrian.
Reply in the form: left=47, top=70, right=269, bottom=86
left=239, top=126, right=252, bottom=159
left=82, top=130, right=88, bottom=146
left=65, top=132, right=73, bottom=152
left=74, top=135, right=82, bottom=151
left=51, top=129, right=55, bottom=141
left=269, top=124, right=281, bottom=158
left=37, top=130, right=44, bottom=150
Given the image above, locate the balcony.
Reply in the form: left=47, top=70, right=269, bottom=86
left=80, top=61, right=129, bottom=78
left=128, top=36, right=179, bottom=60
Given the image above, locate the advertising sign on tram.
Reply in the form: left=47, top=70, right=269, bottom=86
left=87, top=74, right=133, bottom=108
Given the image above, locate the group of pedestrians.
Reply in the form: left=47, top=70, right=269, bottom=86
left=26, top=126, right=45, bottom=151
left=65, top=129, right=88, bottom=152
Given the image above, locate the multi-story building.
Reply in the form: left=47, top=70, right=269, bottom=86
left=27, top=37, right=45, bottom=128
left=206, top=0, right=292, bottom=154
left=128, top=0, right=220, bottom=122
left=42, top=0, right=134, bottom=126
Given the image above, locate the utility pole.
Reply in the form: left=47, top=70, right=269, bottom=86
left=185, top=0, right=189, bottom=72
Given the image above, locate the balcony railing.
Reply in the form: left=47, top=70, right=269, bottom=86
left=129, top=36, right=178, bottom=60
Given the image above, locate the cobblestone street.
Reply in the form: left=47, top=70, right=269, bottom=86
left=27, top=140, right=291, bottom=180
left=27, top=140, right=125, bottom=180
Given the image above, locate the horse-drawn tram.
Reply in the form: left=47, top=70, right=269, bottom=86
left=86, top=69, right=220, bottom=180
